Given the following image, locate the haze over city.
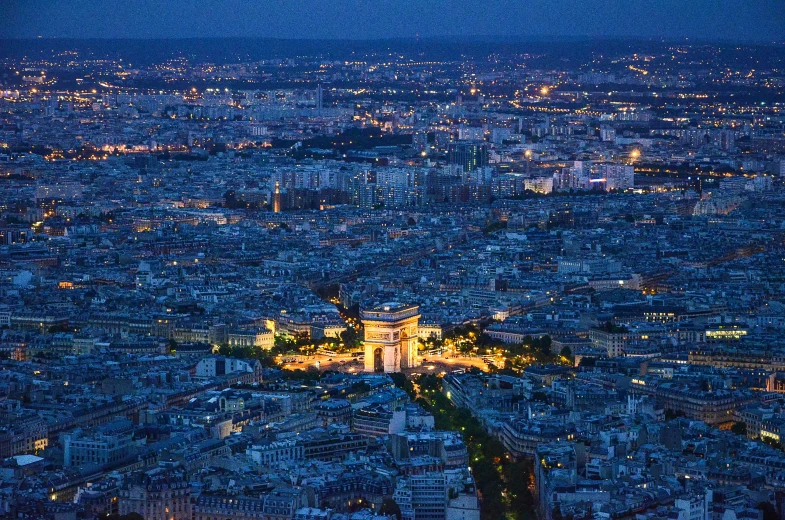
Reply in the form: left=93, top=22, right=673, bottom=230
left=3, top=0, right=784, bottom=41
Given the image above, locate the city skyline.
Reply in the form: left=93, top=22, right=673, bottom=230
left=2, top=5, right=785, bottom=520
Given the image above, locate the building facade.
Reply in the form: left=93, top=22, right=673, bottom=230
left=361, top=303, right=420, bottom=373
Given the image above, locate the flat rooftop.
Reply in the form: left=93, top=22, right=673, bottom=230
left=360, top=302, right=420, bottom=321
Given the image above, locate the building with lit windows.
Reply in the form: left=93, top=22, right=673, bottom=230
left=192, top=495, right=266, bottom=520
left=589, top=326, right=633, bottom=358
left=629, top=377, right=757, bottom=427
left=393, top=473, right=447, bottom=520
left=227, top=328, right=274, bottom=349
left=447, top=143, right=488, bottom=173
left=118, top=469, right=191, bottom=520
left=500, top=419, right=576, bottom=459
left=352, top=403, right=406, bottom=437
left=195, top=356, right=263, bottom=383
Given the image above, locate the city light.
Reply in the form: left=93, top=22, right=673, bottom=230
left=0, top=16, right=780, bottom=520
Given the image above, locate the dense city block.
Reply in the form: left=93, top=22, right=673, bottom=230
left=1, top=36, right=785, bottom=520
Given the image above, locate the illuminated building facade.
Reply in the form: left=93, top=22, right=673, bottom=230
left=361, top=303, right=420, bottom=373
left=273, top=181, right=282, bottom=213
left=118, top=470, right=191, bottom=520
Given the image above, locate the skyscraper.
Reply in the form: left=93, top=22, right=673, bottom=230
left=316, top=84, right=323, bottom=115
left=598, top=164, right=635, bottom=191
left=273, top=181, right=281, bottom=213
left=447, top=143, right=489, bottom=173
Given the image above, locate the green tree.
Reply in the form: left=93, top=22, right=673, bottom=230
left=414, top=374, right=536, bottom=520
left=535, top=335, right=552, bottom=356
left=505, top=460, right=535, bottom=517
left=351, top=381, right=371, bottom=394
left=231, top=345, right=253, bottom=359
left=390, top=373, right=416, bottom=400
left=758, top=501, right=777, bottom=520
left=731, top=422, right=747, bottom=436
left=380, top=498, right=402, bottom=520
left=417, top=373, right=441, bottom=393
left=531, top=391, right=548, bottom=402
left=578, top=357, right=596, bottom=368
left=483, top=221, right=508, bottom=234
left=274, top=334, right=297, bottom=351
left=340, top=327, right=361, bottom=350
left=664, top=409, right=686, bottom=421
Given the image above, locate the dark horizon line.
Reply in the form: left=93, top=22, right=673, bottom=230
left=2, top=35, right=784, bottom=46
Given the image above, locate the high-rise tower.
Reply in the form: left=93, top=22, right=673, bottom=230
left=316, top=84, right=323, bottom=115
left=273, top=181, right=281, bottom=213
left=447, top=143, right=488, bottom=173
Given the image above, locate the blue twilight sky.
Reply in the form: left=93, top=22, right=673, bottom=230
left=1, top=0, right=783, bottom=41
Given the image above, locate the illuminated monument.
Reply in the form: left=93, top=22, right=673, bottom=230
left=273, top=181, right=281, bottom=213
left=361, top=303, right=420, bottom=373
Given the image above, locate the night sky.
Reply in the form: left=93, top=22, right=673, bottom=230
left=2, top=0, right=784, bottom=41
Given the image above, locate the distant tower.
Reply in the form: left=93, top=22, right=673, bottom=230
left=316, top=84, right=323, bottom=115
left=627, top=394, right=638, bottom=416
left=273, top=181, right=281, bottom=213
left=361, top=303, right=420, bottom=373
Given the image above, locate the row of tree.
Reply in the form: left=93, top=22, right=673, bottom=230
left=393, top=373, right=536, bottom=520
